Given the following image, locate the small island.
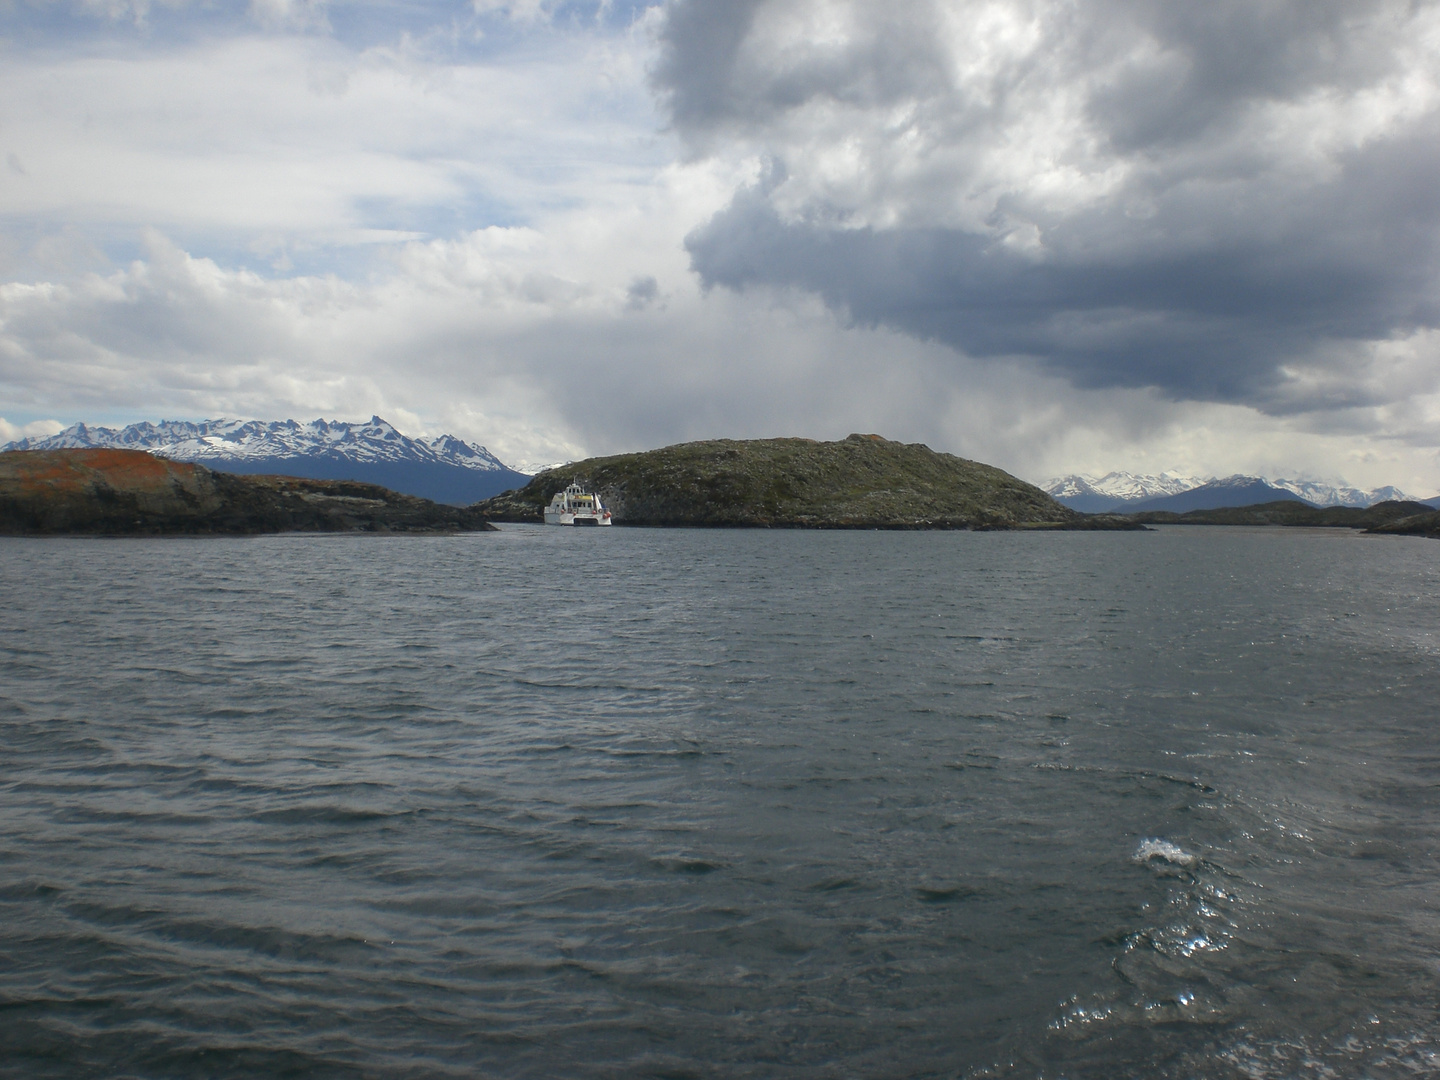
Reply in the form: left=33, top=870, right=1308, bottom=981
left=1127, top=499, right=1440, bottom=537
left=0, top=449, right=496, bottom=535
left=476, top=434, right=1134, bottom=529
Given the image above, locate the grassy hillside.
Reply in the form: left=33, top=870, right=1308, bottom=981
left=475, top=434, right=1112, bottom=529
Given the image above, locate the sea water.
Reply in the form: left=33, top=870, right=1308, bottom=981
left=1, top=525, right=1437, bottom=1078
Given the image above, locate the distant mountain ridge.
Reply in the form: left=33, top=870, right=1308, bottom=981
left=1043, top=471, right=1428, bottom=513
left=1121, top=477, right=1311, bottom=514
left=1, top=417, right=530, bottom=506
left=1043, top=472, right=1205, bottom=513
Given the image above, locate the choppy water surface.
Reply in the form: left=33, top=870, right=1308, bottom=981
left=2, top=525, right=1438, bottom=1078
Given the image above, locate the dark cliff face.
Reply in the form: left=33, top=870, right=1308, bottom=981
left=0, top=449, right=497, bottom=535
left=475, top=434, right=1092, bottom=529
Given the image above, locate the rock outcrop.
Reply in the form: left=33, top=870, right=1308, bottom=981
left=1364, top=509, right=1440, bottom=539
left=475, top=434, right=1123, bottom=529
left=0, top=449, right=496, bottom=535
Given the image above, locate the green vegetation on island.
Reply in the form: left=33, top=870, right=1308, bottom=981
left=476, top=434, right=1129, bottom=529
left=1127, top=499, right=1438, bottom=534
left=0, top=449, right=496, bottom=535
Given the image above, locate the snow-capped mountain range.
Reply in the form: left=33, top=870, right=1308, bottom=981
left=2, top=417, right=531, bottom=506
left=5, top=417, right=511, bottom=470
left=1044, top=471, right=1426, bottom=514
left=1045, top=472, right=1204, bottom=505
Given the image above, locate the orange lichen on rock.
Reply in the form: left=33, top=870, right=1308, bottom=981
left=71, top=448, right=196, bottom=482
left=6, top=448, right=202, bottom=496
left=0, top=448, right=224, bottom=533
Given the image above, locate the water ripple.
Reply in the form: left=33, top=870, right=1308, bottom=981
left=1, top=528, right=1437, bottom=1077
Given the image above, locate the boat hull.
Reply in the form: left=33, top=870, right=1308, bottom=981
left=543, top=509, right=612, bottom=526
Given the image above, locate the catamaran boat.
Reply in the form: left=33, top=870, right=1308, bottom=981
left=544, top=482, right=612, bottom=526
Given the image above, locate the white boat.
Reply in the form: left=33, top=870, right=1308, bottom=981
left=543, top=482, right=612, bottom=526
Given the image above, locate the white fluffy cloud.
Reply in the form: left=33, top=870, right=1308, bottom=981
left=0, top=13, right=662, bottom=261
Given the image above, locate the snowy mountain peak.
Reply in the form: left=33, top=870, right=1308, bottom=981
left=423, top=433, right=496, bottom=464
left=2, top=417, right=520, bottom=474
left=1044, top=471, right=1208, bottom=502
left=1267, top=478, right=1412, bottom=507
left=1043, top=470, right=1421, bottom=510
left=1203, top=474, right=1266, bottom=489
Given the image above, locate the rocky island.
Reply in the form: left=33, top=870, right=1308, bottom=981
left=0, top=449, right=496, bottom=535
left=476, top=434, right=1127, bottom=529
left=1127, top=499, right=1440, bottom=536
left=1366, top=510, right=1440, bottom=538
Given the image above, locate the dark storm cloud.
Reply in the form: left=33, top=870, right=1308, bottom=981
left=657, top=0, right=1440, bottom=411
left=656, top=0, right=1415, bottom=145
left=687, top=124, right=1440, bottom=406
left=653, top=0, right=956, bottom=139
left=651, top=0, right=768, bottom=132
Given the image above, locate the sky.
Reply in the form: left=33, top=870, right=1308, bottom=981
left=1, top=0, right=1438, bottom=490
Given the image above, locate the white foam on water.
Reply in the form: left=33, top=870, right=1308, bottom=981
left=1134, top=837, right=1200, bottom=868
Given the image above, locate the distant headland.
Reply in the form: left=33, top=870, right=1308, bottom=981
left=0, top=449, right=496, bottom=536
left=1127, top=499, right=1440, bottom=538
left=1, top=417, right=529, bottom=506
left=475, top=434, right=1137, bottom=530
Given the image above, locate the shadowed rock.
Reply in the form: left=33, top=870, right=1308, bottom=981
left=0, top=449, right=496, bottom=536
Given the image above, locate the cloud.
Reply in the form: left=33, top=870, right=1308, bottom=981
left=657, top=0, right=1440, bottom=417
left=471, top=0, right=555, bottom=20
left=5, top=218, right=1439, bottom=491
left=0, top=416, right=64, bottom=444
left=3, top=0, right=1440, bottom=494
left=0, top=21, right=664, bottom=261
left=625, top=274, right=659, bottom=309
left=247, top=0, right=329, bottom=33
